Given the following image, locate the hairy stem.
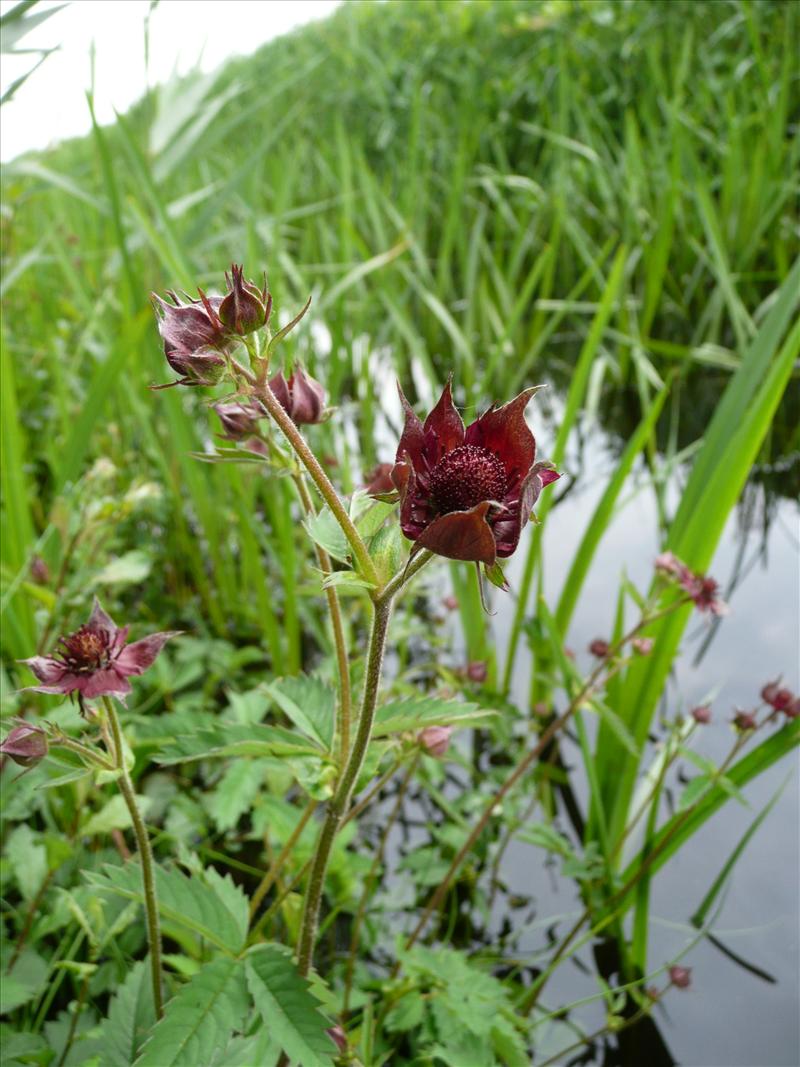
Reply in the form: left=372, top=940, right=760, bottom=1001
left=103, top=697, right=164, bottom=1019
left=293, top=472, right=353, bottom=761
left=255, top=381, right=379, bottom=586
left=297, top=597, right=393, bottom=976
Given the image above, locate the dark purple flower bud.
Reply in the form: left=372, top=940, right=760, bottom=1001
left=733, top=709, right=757, bottom=732
left=392, top=379, right=558, bottom=567
left=761, top=680, right=793, bottom=711
left=0, top=723, right=48, bottom=767
left=218, top=264, right=272, bottom=336
left=364, top=462, right=395, bottom=497
left=20, top=598, right=180, bottom=706
left=418, top=725, right=453, bottom=758
left=213, top=400, right=264, bottom=441
left=269, top=368, right=327, bottom=425
left=151, top=289, right=231, bottom=388
left=326, top=1025, right=347, bottom=1054
left=30, top=556, right=50, bottom=584
left=691, top=705, right=712, bottom=724
left=632, top=637, right=654, bottom=656
left=466, top=660, right=488, bottom=683
left=589, top=638, right=610, bottom=658
left=668, top=965, right=691, bottom=989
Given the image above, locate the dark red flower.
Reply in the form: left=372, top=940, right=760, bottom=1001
left=151, top=289, right=230, bottom=387
left=761, top=680, right=793, bottom=711
left=269, top=367, right=327, bottom=425
left=364, top=462, right=395, bottom=497
left=219, top=264, right=271, bottom=336
left=392, top=380, right=558, bottom=566
left=213, top=400, right=264, bottom=441
left=0, top=723, right=48, bottom=767
left=418, top=725, right=452, bottom=758
left=21, top=599, right=179, bottom=704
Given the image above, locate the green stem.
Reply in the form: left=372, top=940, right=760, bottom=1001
left=102, top=697, right=164, bottom=1019
left=297, top=597, right=393, bottom=976
left=249, top=797, right=318, bottom=923
left=255, top=381, right=379, bottom=586
left=293, top=472, right=352, bottom=761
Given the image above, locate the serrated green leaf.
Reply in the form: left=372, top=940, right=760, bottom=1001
left=5, top=824, right=47, bottom=899
left=82, top=793, right=152, bottom=837
left=85, top=862, right=248, bottom=954
left=134, top=956, right=249, bottom=1066
left=154, top=721, right=320, bottom=765
left=264, top=675, right=335, bottom=749
left=96, top=960, right=156, bottom=1067
left=0, top=945, right=48, bottom=1013
left=245, top=944, right=335, bottom=1067
left=373, top=696, right=495, bottom=736
left=203, top=759, right=267, bottom=832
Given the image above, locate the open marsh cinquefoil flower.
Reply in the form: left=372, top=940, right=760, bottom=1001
left=392, top=380, right=559, bottom=568
left=21, top=598, right=179, bottom=704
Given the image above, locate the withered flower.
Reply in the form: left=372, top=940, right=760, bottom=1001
left=21, top=598, right=179, bottom=704
left=392, top=380, right=558, bottom=567
left=269, top=367, right=327, bottom=425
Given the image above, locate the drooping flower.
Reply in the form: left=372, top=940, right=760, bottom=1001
left=21, top=598, right=179, bottom=705
left=0, top=723, right=48, bottom=767
left=269, top=367, right=327, bottom=425
left=392, top=380, right=558, bottom=567
left=213, top=399, right=264, bottom=441
left=418, top=725, right=453, bottom=758
left=151, top=288, right=231, bottom=387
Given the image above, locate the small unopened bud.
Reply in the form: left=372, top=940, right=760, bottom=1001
left=218, top=264, right=271, bottom=335
left=733, top=709, right=757, bottom=732
left=589, top=638, right=610, bottom=658
left=466, top=660, right=487, bottom=683
left=761, top=680, right=793, bottom=711
left=364, top=462, right=395, bottom=496
left=213, top=400, right=263, bottom=441
left=784, top=697, right=800, bottom=720
left=0, top=723, right=48, bottom=767
left=668, top=965, right=691, bottom=989
left=418, top=725, right=452, bottom=758
left=632, top=637, right=654, bottom=656
left=326, top=1025, right=347, bottom=1054
left=646, top=985, right=661, bottom=1001
left=443, top=595, right=459, bottom=612
left=30, top=556, right=50, bottom=584
left=270, top=368, right=327, bottom=425
left=691, top=705, right=712, bottom=725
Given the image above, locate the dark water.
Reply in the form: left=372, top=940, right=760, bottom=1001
left=490, top=420, right=800, bottom=1067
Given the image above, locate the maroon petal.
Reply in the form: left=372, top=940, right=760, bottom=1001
left=115, top=631, right=181, bottom=676
left=393, top=460, right=436, bottom=540
left=422, top=379, right=465, bottom=463
left=494, top=463, right=560, bottom=558
left=269, top=371, right=293, bottom=416
left=19, top=655, right=68, bottom=686
left=395, top=383, right=427, bottom=472
left=414, top=502, right=497, bottom=565
left=87, top=597, right=120, bottom=642
left=465, top=387, right=541, bottom=483
left=79, top=670, right=133, bottom=699
left=23, top=671, right=84, bottom=696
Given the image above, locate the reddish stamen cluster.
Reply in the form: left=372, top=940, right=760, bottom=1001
left=56, top=627, right=110, bottom=672
left=430, top=445, right=508, bottom=515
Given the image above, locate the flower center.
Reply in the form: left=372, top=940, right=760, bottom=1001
left=429, top=444, right=508, bottom=514
left=57, top=627, right=110, bottom=672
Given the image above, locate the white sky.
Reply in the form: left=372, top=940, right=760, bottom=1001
left=0, top=0, right=341, bottom=162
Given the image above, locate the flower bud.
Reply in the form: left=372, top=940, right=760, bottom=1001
left=589, top=638, right=610, bottom=658
left=213, top=400, right=264, bottom=441
left=418, top=725, right=452, bottom=758
left=632, top=637, right=654, bottom=656
left=668, top=965, right=691, bottom=989
left=691, top=705, right=712, bottom=725
left=218, top=264, right=272, bottom=335
left=0, top=723, right=48, bottom=767
left=326, top=1025, right=347, bottom=1054
left=442, top=595, right=459, bottom=612
left=784, top=697, right=800, bottom=720
left=761, top=680, right=793, bottom=711
left=269, top=368, right=327, bottom=425
left=466, top=660, right=488, bottom=683
left=30, top=556, right=50, bottom=584
left=733, top=709, right=757, bottom=732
